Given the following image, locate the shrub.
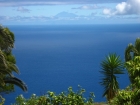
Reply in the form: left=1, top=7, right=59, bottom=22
left=12, top=86, right=95, bottom=105
left=110, top=86, right=140, bottom=105
left=0, top=95, right=5, bottom=105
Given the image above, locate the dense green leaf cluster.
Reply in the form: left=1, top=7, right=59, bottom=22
left=110, top=87, right=140, bottom=105
left=12, top=86, right=95, bottom=105
left=0, top=25, right=27, bottom=105
left=125, top=56, right=140, bottom=88
left=0, top=95, right=5, bottom=105
left=100, top=53, right=124, bottom=102
left=110, top=38, right=140, bottom=105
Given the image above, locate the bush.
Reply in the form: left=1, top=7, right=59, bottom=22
left=12, top=86, right=95, bottom=105
left=110, top=86, right=140, bottom=105
left=0, top=95, right=5, bottom=105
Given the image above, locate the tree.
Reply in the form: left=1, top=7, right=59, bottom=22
left=0, top=25, right=27, bottom=94
left=110, top=56, right=140, bottom=105
left=125, top=56, right=140, bottom=88
left=0, top=25, right=14, bottom=52
left=110, top=38, right=140, bottom=104
left=100, top=53, right=124, bottom=102
left=124, top=38, right=140, bottom=88
left=125, top=38, right=140, bottom=62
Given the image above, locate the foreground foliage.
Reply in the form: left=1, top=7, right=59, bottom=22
left=100, top=53, right=124, bottom=102
left=12, top=86, right=95, bottom=105
left=110, top=38, right=140, bottom=105
left=125, top=38, right=140, bottom=62
left=0, top=25, right=27, bottom=105
left=0, top=95, right=5, bottom=105
left=110, top=87, right=140, bottom=105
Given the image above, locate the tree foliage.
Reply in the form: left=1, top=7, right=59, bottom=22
left=12, top=86, right=95, bottom=105
left=125, top=38, right=140, bottom=62
left=111, top=38, right=140, bottom=105
left=100, top=53, right=124, bottom=102
left=110, top=86, right=140, bottom=105
left=125, top=56, right=140, bottom=88
left=0, top=25, right=27, bottom=95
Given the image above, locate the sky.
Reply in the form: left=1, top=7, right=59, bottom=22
left=0, top=0, right=140, bottom=25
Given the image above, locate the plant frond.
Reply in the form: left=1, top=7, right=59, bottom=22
left=135, top=38, right=140, bottom=55
left=99, top=53, right=124, bottom=101
left=125, top=44, right=136, bottom=61
left=6, top=61, right=19, bottom=74
left=0, top=69, right=13, bottom=77
left=4, top=77, right=27, bottom=92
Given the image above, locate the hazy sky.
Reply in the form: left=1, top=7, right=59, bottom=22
left=0, top=0, right=140, bottom=25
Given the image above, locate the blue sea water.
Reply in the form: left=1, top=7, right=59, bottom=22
left=3, top=24, right=140, bottom=104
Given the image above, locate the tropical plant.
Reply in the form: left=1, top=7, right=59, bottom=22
left=0, top=25, right=27, bottom=94
left=110, top=86, right=133, bottom=105
left=110, top=86, right=140, bottom=105
left=125, top=38, right=140, bottom=62
left=0, top=95, right=5, bottom=105
left=110, top=38, right=140, bottom=105
left=12, top=86, right=95, bottom=105
left=100, top=53, right=124, bottom=102
left=0, top=25, right=14, bottom=52
left=125, top=56, right=140, bottom=88
left=0, top=54, right=27, bottom=94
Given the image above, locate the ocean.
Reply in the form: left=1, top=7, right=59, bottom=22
left=3, top=24, right=140, bottom=104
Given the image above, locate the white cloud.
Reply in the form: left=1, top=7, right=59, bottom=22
left=115, top=2, right=129, bottom=14
left=103, top=0, right=140, bottom=16
left=72, top=5, right=99, bottom=10
left=17, top=6, right=30, bottom=13
left=103, top=8, right=112, bottom=15
left=0, top=13, right=95, bottom=23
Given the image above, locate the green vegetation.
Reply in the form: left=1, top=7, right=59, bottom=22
left=100, top=54, right=124, bottom=102
left=1, top=24, right=140, bottom=105
left=110, top=38, right=140, bottom=105
left=125, top=38, right=140, bottom=62
left=0, top=25, right=27, bottom=105
left=11, top=86, right=95, bottom=105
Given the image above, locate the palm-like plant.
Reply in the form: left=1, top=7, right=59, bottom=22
left=0, top=25, right=14, bottom=52
left=4, top=76, right=27, bottom=92
left=0, top=25, right=27, bottom=93
left=0, top=59, right=27, bottom=92
left=125, top=38, right=140, bottom=62
left=100, top=54, right=124, bottom=102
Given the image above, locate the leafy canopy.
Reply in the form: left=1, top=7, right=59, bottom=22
left=100, top=53, right=124, bottom=101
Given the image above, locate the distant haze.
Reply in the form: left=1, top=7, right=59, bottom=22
left=0, top=0, right=140, bottom=25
